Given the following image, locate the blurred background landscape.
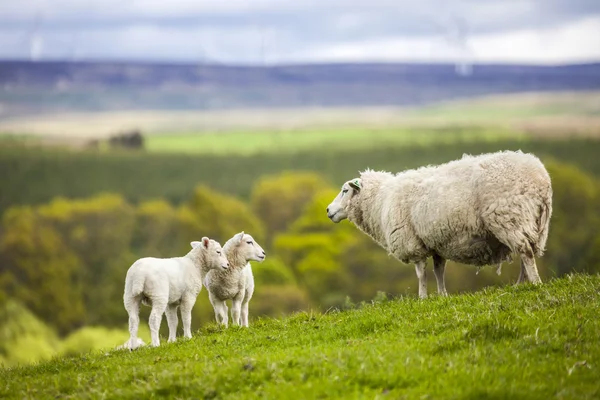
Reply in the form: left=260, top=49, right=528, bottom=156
left=1, top=0, right=600, bottom=367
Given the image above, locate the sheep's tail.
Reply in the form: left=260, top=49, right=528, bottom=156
left=124, top=264, right=145, bottom=301
left=533, top=191, right=552, bottom=258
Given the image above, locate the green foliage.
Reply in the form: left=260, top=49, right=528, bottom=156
left=0, top=207, right=85, bottom=334
left=250, top=171, right=331, bottom=239
left=180, top=185, right=266, bottom=246
left=60, top=325, right=151, bottom=357
left=250, top=284, right=311, bottom=317
left=131, top=199, right=180, bottom=257
left=1, top=274, right=599, bottom=399
left=252, top=256, right=297, bottom=286
left=0, top=300, right=61, bottom=367
left=544, top=160, right=600, bottom=275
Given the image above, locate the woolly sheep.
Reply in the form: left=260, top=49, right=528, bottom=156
left=203, top=231, right=266, bottom=327
left=122, top=237, right=229, bottom=349
left=326, top=150, right=552, bottom=298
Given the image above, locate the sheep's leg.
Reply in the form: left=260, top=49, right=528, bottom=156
left=208, top=292, right=228, bottom=327
left=124, top=296, right=142, bottom=349
left=148, top=300, right=168, bottom=347
left=516, top=262, right=528, bottom=285
left=180, top=297, right=197, bottom=339
left=231, top=293, right=243, bottom=326
left=219, top=302, right=229, bottom=327
left=520, top=251, right=542, bottom=285
left=432, top=255, right=448, bottom=296
left=241, top=301, right=250, bottom=327
left=165, top=304, right=179, bottom=343
left=414, top=260, right=428, bottom=299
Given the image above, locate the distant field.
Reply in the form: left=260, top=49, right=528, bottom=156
left=145, top=126, right=523, bottom=155
left=1, top=91, right=599, bottom=147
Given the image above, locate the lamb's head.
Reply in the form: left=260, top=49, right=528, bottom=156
left=223, top=231, right=266, bottom=266
left=190, top=237, right=230, bottom=271
left=326, top=178, right=362, bottom=223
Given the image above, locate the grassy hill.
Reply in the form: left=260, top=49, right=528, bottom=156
left=1, top=274, right=598, bottom=399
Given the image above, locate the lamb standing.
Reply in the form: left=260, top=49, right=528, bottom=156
left=326, top=150, right=552, bottom=298
left=122, top=237, right=229, bottom=349
left=203, top=232, right=266, bottom=327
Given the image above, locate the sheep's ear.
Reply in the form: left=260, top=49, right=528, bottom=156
left=349, top=178, right=362, bottom=191
left=190, top=241, right=201, bottom=249
left=236, top=231, right=245, bottom=243
left=202, top=237, right=210, bottom=248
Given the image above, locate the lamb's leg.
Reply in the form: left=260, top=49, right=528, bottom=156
left=180, top=297, right=197, bottom=339
left=231, top=294, right=243, bottom=326
left=124, top=296, right=142, bottom=349
left=208, top=292, right=228, bottom=327
left=414, top=260, right=428, bottom=299
left=241, top=298, right=251, bottom=327
left=165, top=304, right=179, bottom=343
left=520, top=250, right=542, bottom=285
left=148, top=299, right=168, bottom=347
left=432, top=255, right=448, bottom=296
left=219, top=302, right=229, bottom=327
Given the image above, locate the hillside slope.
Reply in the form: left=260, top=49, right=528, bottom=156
left=1, top=274, right=599, bottom=399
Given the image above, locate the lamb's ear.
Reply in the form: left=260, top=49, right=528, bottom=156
left=236, top=231, right=245, bottom=243
left=348, top=178, right=362, bottom=192
left=190, top=241, right=201, bottom=249
left=202, top=237, right=210, bottom=248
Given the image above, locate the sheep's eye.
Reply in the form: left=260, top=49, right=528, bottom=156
left=216, top=251, right=221, bottom=255
left=342, top=189, right=348, bottom=194
left=246, top=241, right=253, bottom=245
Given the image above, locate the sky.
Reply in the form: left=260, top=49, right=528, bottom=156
left=0, top=0, right=599, bottom=65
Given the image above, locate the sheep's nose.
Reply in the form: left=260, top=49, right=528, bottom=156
left=226, top=262, right=230, bottom=267
left=326, top=206, right=330, bottom=214
left=262, top=250, right=266, bottom=256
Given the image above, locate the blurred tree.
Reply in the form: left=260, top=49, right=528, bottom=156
left=250, top=285, right=311, bottom=317
left=544, top=160, right=600, bottom=275
left=250, top=171, right=331, bottom=241
left=0, top=299, right=61, bottom=367
left=179, top=185, right=265, bottom=246
left=37, top=194, right=136, bottom=327
left=0, top=207, right=85, bottom=334
left=252, top=256, right=297, bottom=286
left=274, top=189, right=358, bottom=307
left=132, top=199, right=180, bottom=257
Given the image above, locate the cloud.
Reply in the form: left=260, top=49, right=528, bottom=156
left=0, top=0, right=598, bottom=63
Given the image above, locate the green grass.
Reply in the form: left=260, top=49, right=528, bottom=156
left=145, top=126, right=523, bottom=155
left=2, top=274, right=598, bottom=399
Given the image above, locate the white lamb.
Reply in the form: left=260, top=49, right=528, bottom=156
left=326, top=150, right=552, bottom=298
left=122, top=237, right=229, bottom=349
left=203, top=231, right=266, bottom=327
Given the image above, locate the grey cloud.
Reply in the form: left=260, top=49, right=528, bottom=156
left=0, top=0, right=598, bottom=62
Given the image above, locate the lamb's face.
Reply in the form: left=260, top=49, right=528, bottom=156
left=326, top=178, right=362, bottom=223
left=235, top=232, right=267, bottom=263
left=192, top=237, right=230, bottom=271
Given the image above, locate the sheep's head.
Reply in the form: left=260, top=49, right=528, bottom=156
left=190, top=237, right=230, bottom=271
left=224, top=231, right=266, bottom=265
left=326, top=178, right=362, bottom=223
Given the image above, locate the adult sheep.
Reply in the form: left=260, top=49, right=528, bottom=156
left=122, top=237, right=229, bottom=349
left=326, top=150, right=552, bottom=298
